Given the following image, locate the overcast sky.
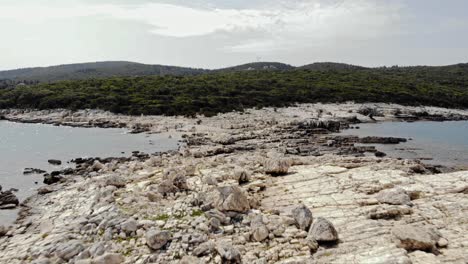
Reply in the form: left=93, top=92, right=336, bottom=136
left=1, top=0, right=467, bottom=70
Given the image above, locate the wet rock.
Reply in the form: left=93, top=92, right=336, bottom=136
left=0, top=225, right=8, bottom=237
left=215, top=186, right=250, bottom=213
left=216, top=242, right=242, bottom=264
left=376, top=188, right=412, bottom=206
left=359, top=137, right=407, bottom=144
left=43, top=174, right=63, bottom=185
left=392, top=225, right=436, bottom=252
left=0, top=190, right=19, bottom=208
left=48, top=159, right=62, bottom=165
left=250, top=214, right=269, bottom=242
left=264, top=158, right=290, bottom=176
left=308, top=217, right=339, bottom=243
left=146, top=229, right=172, bottom=250
left=23, top=168, right=47, bottom=175
left=292, top=204, right=313, bottom=231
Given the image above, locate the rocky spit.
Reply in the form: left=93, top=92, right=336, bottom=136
left=0, top=103, right=468, bottom=264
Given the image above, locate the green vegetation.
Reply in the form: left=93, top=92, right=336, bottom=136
left=1, top=64, right=467, bottom=116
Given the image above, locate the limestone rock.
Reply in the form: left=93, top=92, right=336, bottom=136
left=121, top=218, right=137, bottom=233
left=264, top=158, right=290, bottom=176
left=250, top=214, right=269, bottom=242
left=55, top=240, right=85, bottom=261
left=215, top=186, right=250, bottom=213
left=392, top=225, right=436, bottom=252
left=292, top=204, right=313, bottom=231
left=216, top=242, right=242, bottom=264
left=146, top=229, right=172, bottom=250
left=308, top=217, right=338, bottom=242
left=193, top=241, right=216, bottom=256
left=105, top=175, right=126, bottom=188
left=92, top=253, right=125, bottom=264
left=376, top=188, right=412, bottom=206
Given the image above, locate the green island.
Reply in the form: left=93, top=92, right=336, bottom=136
left=1, top=63, right=467, bottom=116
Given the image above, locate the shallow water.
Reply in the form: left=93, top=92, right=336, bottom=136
left=340, top=121, right=468, bottom=167
left=0, top=121, right=180, bottom=225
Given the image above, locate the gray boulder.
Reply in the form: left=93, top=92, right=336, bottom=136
left=392, top=225, right=436, bottom=252
left=193, top=241, right=216, bottom=256
left=292, top=204, right=313, bottom=231
left=264, top=158, right=290, bottom=176
left=146, top=229, right=172, bottom=250
left=215, top=186, right=250, bottom=213
left=308, top=217, right=339, bottom=242
left=216, top=242, right=242, bottom=263
left=250, top=214, right=269, bottom=242
left=55, top=240, right=85, bottom=261
left=376, top=188, right=412, bottom=206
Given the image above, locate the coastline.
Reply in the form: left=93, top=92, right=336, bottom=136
left=1, top=102, right=468, bottom=263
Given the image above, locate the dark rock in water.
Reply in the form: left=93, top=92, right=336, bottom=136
left=375, top=151, right=387, bottom=157
left=0, top=190, right=19, bottom=209
left=50, top=171, right=61, bottom=176
left=48, top=159, right=62, bottom=165
left=44, top=174, right=63, bottom=185
left=23, top=168, right=47, bottom=175
left=360, top=136, right=407, bottom=144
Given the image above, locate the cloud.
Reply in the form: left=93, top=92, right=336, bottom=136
left=1, top=0, right=405, bottom=53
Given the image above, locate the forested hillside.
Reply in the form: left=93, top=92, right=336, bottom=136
left=0, top=61, right=207, bottom=82
left=1, top=63, right=467, bottom=116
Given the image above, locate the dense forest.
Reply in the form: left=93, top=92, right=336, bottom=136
left=1, top=63, right=467, bottom=116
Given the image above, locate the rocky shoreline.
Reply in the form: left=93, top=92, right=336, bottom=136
left=1, top=103, right=468, bottom=263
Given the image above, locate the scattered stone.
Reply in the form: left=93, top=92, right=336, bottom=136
left=92, top=253, right=124, bottom=264
left=37, top=186, right=54, bottom=195
left=216, top=242, right=242, bottom=264
left=55, top=240, right=85, bottom=261
left=105, top=175, right=126, bottom=188
left=193, top=241, right=216, bottom=256
left=215, top=186, right=250, bottom=213
left=308, top=217, right=339, bottom=243
left=264, top=158, right=290, bottom=176
left=146, top=229, right=172, bottom=250
left=250, top=214, right=269, bottom=242
left=121, top=218, right=137, bottom=233
left=376, top=188, right=412, bottom=206
left=392, top=225, right=436, bottom=252
left=292, top=204, right=313, bottom=231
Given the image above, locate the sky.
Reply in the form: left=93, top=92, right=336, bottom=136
left=1, top=0, right=468, bottom=70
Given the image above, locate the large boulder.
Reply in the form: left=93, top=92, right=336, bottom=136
left=392, top=225, right=436, bottom=252
left=215, top=186, right=250, bottom=213
left=376, top=188, right=412, bottom=206
left=292, top=204, right=313, bottom=231
left=308, top=217, right=339, bottom=243
left=146, top=229, right=172, bottom=250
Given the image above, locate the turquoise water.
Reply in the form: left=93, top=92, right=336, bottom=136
left=0, top=121, right=179, bottom=224
left=340, top=121, right=468, bottom=167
